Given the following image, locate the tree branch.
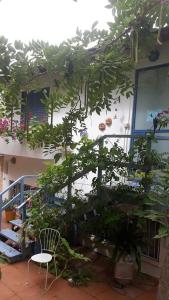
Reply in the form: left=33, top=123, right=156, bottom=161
left=88, top=0, right=169, bottom=56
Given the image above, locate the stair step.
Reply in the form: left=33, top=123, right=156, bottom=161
left=9, top=219, right=22, bottom=228
left=10, top=219, right=33, bottom=233
left=0, top=229, right=21, bottom=244
left=0, top=240, right=22, bottom=262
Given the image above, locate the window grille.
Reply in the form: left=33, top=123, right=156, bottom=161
left=142, top=220, right=160, bottom=262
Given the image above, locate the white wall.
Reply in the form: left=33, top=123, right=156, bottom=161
left=0, top=139, right=46, bottom=159
left=52, top=95, right=133, bottom=143
left=2, top=155, right=50, bottom=190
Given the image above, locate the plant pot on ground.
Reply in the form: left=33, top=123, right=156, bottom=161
left=103, top=207, right=145, bottom=286
left=113, top=255, right=135, bottom=285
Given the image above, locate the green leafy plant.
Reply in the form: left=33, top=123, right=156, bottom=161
left=107, top=209, right=144, bottom=272
left=76, top=185, right=146, bottom=272
left=63, top=268, right=92, bottom=287
left=0, top=0, right=167, bottom=155
left=146, top=167, right=169, bottom=238
left=0, top=254, right=8, bottom=264
left=23, top=193, right=64, bottom=239
left=48, top=237, right=91, bottom=285
left=145, top=165, right=169, bottom=300
left=23, top=196, right=91, bottom=285
left=38, top=137, right=129, bottom=195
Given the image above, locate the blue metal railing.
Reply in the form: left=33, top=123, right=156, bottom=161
left=0, top=175, right=39, bottom=231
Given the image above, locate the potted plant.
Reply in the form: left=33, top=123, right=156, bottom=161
left=3, top=199, right=16, bottom=222
left=103, top=207, right=144, bottom=285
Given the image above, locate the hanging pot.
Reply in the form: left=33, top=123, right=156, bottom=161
left=106, top=118, right=112, bottom=127
left=99, top=123, right=106, bottom=131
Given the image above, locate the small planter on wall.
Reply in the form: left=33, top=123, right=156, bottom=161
left=106, top=118, right=112, bottom=127
left=99, top=123, right=106, bottom=131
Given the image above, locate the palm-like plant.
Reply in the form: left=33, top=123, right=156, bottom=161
left=146, top=168, right=169, bottom=238
left=105, top=209, right=144, bottom=272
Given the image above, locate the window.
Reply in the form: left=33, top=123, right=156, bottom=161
left=133, top=64, right=169, bottom=132
left=21, top=88, right=49, bottom=124
left=132, top=64, right=169, bottom=153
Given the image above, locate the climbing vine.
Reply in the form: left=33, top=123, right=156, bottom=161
left=38, top=137, right=129, bottom=193
left=0, top=0, right=168, bottom=148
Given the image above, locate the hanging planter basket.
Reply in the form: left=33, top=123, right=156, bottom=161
left=106, top=118, right=112, bottom=127
left=99, top=123, right=106, bottom=131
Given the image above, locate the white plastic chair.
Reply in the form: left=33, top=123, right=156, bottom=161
left=28, top=228, right=60, bottom=289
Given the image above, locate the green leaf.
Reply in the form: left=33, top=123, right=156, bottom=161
left=107, top=22, right=113, bottom=27
left=105, top=4, right=112, bottom=9
left=154, top=227, right=169, bottom=239
left=92, top=21, right=98, bottom=30
left=70, top=143, right=77, bottom=150
left=54, top=153, right=62, bottom=163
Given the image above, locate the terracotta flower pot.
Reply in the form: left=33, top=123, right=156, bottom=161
left=105, top=118, right=112, bottom=126
left=114, top=257, right=134, bottom=285
left=5, top=209, right=16, bottom=222
left=99, top=123, right=106, bottom=131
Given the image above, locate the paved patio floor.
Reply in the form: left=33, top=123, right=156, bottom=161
left=0, top=260, right=157, bottom=300
left=0, top=213, right=158, bottom=299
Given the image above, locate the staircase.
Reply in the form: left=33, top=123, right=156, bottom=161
left=0, top=175, right=39, bottom=263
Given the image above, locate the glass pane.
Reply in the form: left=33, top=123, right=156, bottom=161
left=135, top=65, right=169, bottom=130
left=152, top=133, right=169, bottom=153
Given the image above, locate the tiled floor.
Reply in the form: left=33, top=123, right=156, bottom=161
left=0, top=261, right=157, bottom=300
left=0, top=213, right=158, bottom=300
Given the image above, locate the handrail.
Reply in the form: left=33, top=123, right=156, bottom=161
left=0, top=174, right=39, bottom=233
left=0, top=175, right=39, bottom=196
left=98, top=134, right=146, bottom=140
left=1, top=193, right=21, bottom=211
left=16, top=188, right=41, bottom=210
left=99, top=133, right=169, bottom=140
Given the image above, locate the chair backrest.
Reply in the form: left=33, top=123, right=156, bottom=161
left=39, top=228, right=60, bottom=254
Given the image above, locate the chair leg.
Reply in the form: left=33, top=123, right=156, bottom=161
left=26, top=258, right=31, bottom=285
left=45, top=263, right=48, bottom=290
left=39, top=263, right=42, bottom=274
left=54, top=256, right=57, bottom=277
